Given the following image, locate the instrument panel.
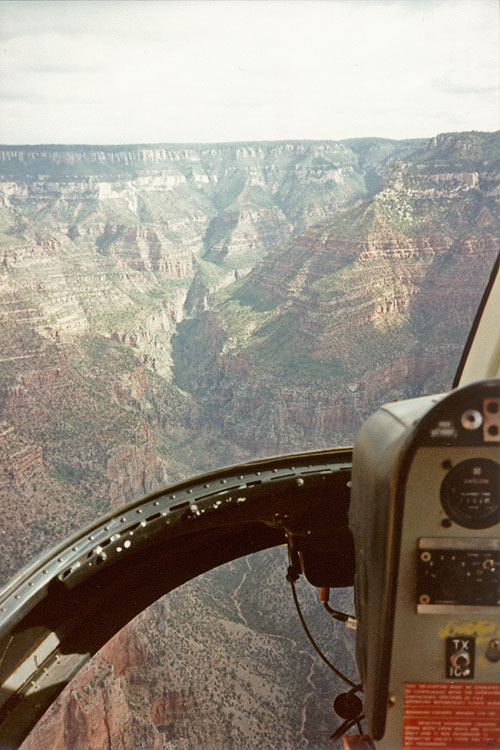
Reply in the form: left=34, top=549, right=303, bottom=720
left=350, top=379, right=500, bottom=748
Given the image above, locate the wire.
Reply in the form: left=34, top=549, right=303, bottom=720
left=323, top=601, right=351, bottom=621
left=320, top=588, right=356, bottom=624
left=287, top=546, right=361, bottom=691
left=329, top=715, right=365, bottom=742
left=290, top=578, right=360, bottom=690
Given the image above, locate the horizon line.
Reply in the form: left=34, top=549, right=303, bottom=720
left=0, top=129, right=498, bottom=150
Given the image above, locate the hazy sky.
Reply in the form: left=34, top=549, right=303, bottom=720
left=0, top=0, right=498, bottom=144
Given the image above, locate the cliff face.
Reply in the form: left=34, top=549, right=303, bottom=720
left=0, top=132, right=498, bottom=748
left=172, top=133, right=499, bottom=454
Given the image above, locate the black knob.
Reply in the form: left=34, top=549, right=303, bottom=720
left=333, top=691, right=363, bottom=720
left=486, top=640, right=500, bottom=663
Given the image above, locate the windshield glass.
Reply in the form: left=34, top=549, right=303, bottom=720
left=0, top=1, right=498, bottom=748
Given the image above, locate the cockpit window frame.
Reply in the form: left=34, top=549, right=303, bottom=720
left=0, top=448, right=352, bottom=748
left=453, top=253, right=500, bottom=388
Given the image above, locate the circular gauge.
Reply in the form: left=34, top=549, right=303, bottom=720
left=440, top=458, right=500, bottom=529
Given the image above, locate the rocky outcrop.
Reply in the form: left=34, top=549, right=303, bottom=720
left=149, top=689, right=197, bottom=729
left=20, top=658, right=140, bottom=750
left=0, top=422, right=44, bottom=488
left=96, top=225, right=194, bottom=276
left=106, top=432, right=163, bottom=504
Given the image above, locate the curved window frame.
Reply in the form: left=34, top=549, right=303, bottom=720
left=0, top=448, right=352, bottom=748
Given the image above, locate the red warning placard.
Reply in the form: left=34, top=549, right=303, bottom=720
left=403, top=682, right=500, bottom=748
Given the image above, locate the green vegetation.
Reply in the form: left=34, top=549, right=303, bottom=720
left=50, top=459, right=101, bottom=487
left=73, top=333, right=140, bottom=373
left=230, top=281, right=281, bottom=312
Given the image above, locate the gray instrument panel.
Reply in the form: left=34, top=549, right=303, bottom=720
left=377, top=384, right=499, bottom=749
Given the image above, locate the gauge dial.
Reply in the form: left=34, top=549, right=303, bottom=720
left=440, top=458, right=500, bottom=529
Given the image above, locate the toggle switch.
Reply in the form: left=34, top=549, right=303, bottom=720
left=446, top=637, right=475, bottom=679
left=450, top=650, right=470, bottom=670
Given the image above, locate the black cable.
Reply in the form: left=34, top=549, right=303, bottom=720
left=329, top=715, right=365, bottom=742
left=322, top=600, right=355, bottom=623
left=288, top=572, right=361, bottom=691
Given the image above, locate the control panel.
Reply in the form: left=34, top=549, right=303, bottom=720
left=417, top=538, right=500, bottom=612
left=349, top=379, right=500, bottom=749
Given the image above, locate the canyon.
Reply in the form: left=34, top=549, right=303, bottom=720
left=0, top=131, right=498, bottom=748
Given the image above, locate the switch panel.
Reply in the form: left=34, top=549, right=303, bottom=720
left=446, top=636, right=475, bottom=679
left=417, top=537, right=500, bottom=613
